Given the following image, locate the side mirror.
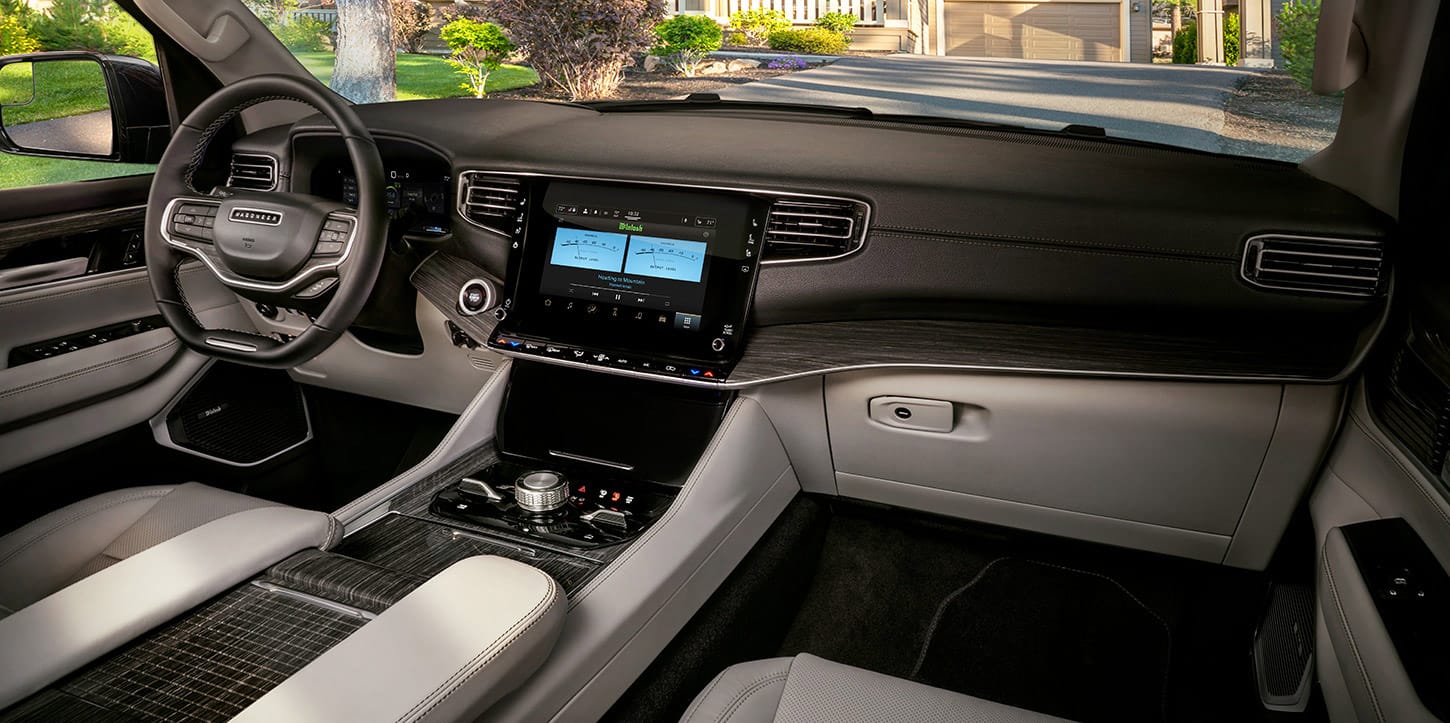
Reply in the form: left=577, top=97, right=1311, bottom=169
left=0, top=51, right=170, bottom=164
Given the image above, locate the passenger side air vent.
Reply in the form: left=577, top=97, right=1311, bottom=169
left=763, top=197, right=869, bottom=262
left=1242, top=235, right=1386, bottom=296
left=459, top=172, right=527, bottom=235
left=227, top=153, right=277, bottom=191
left=1371, top=337, right=1450, bottom=477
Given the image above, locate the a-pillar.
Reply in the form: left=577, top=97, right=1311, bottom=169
left=1197, top=0, right=1226, bottom=65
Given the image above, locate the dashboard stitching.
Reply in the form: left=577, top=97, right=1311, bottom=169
left=869, top=232, right=1236, bottom=265
left=873, top=226, right=1237, bottom=261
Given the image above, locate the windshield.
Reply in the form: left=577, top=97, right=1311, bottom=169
left=257, top=1, right=1334, bottom=162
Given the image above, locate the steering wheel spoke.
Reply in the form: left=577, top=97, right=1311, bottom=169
left=144, top=75, right=386, bottom=368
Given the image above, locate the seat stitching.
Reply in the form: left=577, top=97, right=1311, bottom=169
left=1323, top=549, right=1385, bottom=723
left=0, top=488, right=170, bottom=568
left=400, top=568, right=561, bottom=723
left=0, top=340, right=179, bottom=400
left=680, top=669, right=733, bottom=723
left=713, top=672, right=789, bottom=723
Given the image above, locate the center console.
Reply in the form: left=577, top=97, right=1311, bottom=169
left=483, top=177, right=769, bottom=384
left=428, top=361, right=731, bottom=548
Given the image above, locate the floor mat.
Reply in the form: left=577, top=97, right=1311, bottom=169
left=911, top=557, right=1172, bottom=723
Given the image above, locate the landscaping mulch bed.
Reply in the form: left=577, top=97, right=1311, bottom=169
left=492, top=66, right=796, bottom=102
left=1219, top=71, right=1343, bottom=162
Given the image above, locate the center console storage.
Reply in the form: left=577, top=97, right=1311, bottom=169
left=428, top=362, right=731, bottom=548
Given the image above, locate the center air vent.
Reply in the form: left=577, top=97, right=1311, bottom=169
left=459, top=172, right=527, bottom=235
left=763, top=197, right=869, bottom=262
left=1242, top=234, right=1386, bottom=297
left=227, top=153, right=277, bottom=191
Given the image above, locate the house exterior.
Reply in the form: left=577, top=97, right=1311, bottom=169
left=669, top=0, right=1282, bottom=66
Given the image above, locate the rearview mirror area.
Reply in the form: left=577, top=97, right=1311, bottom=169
left=0, top=58, right=114, bottom=157
left=0, top=52, right=170, bottom=164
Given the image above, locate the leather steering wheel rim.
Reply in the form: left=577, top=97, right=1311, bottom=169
left=144, top=74, right=387, bottom=369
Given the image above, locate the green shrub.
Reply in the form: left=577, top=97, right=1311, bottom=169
left=1277, top=0, right=1319, bottom=89
left=481, top=0, right=663, bottom=100
left=1223, top=12, right=1240, bottom=66
left=814, top=12, right=857, bottom=37
left=652, top=15, right=722, bottom=76
left=1172, top=14, right=1240, bottom=65
left=98, top=12, right=153, bottom=58
left=29, top=0, right=105, bottom=52
left=1172, top=22, right=1195, bottom=63
left=440, top=18, right=514, bottom=97
left=726, top=31, right=749, bottom=46
left=273, top=16, right=333, bottom=52
left=767, top=27, right=846, bottom=55
left=0, top=12, right=39, bottom=55
left=729, top=8, right=789, bottom=46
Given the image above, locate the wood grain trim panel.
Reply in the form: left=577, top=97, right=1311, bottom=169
left=412, top=252, right=1358, bottom=386
left=0, top=205, right=146, bottom=257
left=409, top=252, right=501, bottom=345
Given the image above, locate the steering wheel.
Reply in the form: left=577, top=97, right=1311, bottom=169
left=144, top=75, right=387, bottom=369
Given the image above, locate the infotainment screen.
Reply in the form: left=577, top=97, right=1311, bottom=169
left=489, top=180, right=769, bottom=381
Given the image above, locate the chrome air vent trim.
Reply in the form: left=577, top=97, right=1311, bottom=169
left=763, top=198, right=868, bottom=263
left=228, top=153, right=279, bottom=191
left=1241, top=234, right=1387, bottom=297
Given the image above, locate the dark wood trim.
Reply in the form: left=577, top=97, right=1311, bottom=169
left=0, top=205, right=146, bottom=258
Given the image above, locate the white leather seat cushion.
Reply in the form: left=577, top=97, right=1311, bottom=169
left=682, top=654, right=1073, bottom=723
left=0, top=482, right=287, bottom=616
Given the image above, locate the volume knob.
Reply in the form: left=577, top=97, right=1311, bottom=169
left=514, top=470, right=568, bottom=512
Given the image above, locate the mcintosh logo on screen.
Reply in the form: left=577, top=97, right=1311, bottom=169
left=618, top=222, right=644, bottom=233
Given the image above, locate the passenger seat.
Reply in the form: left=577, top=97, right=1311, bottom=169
left=682, top=653, right=1070, bottom=723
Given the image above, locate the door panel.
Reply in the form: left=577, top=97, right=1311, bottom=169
left=0, top=212, right=249, bottom=474
left=1310, top=389, right=1450, bottom=723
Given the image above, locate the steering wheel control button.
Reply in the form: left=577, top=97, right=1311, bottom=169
left=323, top=218, right=352, bottom=232
left=458, top=278, right=495, bottom=316
left=171, top=203, right=219, bottom=243
left=514, top=470, right=569, bottom=512
left=294, top=276, right=338, bottom=300
left=314, top=241, right=345, bottom=257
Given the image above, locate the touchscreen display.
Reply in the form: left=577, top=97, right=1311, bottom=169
left=493, top=180, right=766, bottom=371
left=538, top=207, right=716, bottom=330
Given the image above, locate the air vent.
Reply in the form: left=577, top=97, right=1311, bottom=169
left=459, top=172, right=527, bottom=235
left=227, top=153, right=277, bottom=191
left=763, top=197, right=869, bottom=262
left=1372, top=339, right=1450, bottom=476
left=1242, top=235, right=1386, bottom=296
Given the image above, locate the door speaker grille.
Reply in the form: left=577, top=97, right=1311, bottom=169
left=163, top=364, right=311, bottom=465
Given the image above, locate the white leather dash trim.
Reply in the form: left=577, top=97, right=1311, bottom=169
left=0, top=506, right=336, bottom=709
left=234, top=555, right=565, bottom=723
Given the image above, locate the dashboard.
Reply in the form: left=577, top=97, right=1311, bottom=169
left=234, top=99, right=1395, bottom=388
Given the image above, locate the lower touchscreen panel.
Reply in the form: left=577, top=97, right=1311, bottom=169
left=489, top=180, right=768, bottom=382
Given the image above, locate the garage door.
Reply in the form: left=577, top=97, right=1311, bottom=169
left=945, top=1, right=1121, bottom=61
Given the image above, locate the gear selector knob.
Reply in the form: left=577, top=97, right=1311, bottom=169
left=514, top=470, right=568, bottom=512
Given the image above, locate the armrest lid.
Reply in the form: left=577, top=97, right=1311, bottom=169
left=234, top=555, right=566, bottom=723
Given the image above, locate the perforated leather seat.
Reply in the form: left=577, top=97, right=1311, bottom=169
left=0, top=483, right=289, bottom=618
left=682, top=654, right=1071, bottom=723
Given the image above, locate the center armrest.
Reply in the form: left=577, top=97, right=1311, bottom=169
left=233, top=555, right=566, bottom=723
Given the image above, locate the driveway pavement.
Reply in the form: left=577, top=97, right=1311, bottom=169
left=714, top=55, right=1255, bottom=153
left=5, top=110, right=112, bottom=157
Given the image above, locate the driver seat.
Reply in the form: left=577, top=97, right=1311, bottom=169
left=0, top=483, right=286, bottom=619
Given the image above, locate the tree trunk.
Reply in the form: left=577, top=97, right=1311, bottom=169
left=331, top=0, right=396, bottom=104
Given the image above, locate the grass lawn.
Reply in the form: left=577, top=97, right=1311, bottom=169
left=294, top=52, right=539, bottom=99
left=0, top=59, right=111, bottom=126
left=0, top=154, right=153, bottom=189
